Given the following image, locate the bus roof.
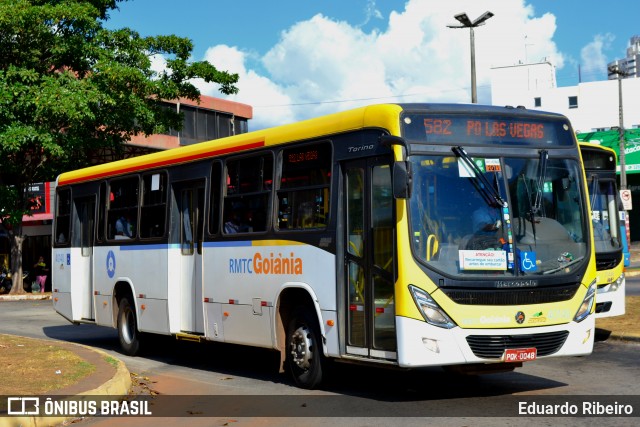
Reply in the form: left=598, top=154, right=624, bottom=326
left=579, top=141, right=617, bottom=158
left=57, top=103, right=404, bottom=186
left=57, top=103, right=570, bottom=186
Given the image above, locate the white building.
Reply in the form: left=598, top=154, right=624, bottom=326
left=608, top=35, right=640, bottom=79
left=491, top=61, right=640, bottom=133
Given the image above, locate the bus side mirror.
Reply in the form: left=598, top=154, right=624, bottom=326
left=393, top=161, right=412, bottom=199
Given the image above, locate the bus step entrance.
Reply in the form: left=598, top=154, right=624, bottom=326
left=175, top=332, right=204, bottom=342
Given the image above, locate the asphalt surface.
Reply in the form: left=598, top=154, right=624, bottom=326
left=1, top=243, right=640, bottom=426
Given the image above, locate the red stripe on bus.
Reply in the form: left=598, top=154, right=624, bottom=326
left=59, top=140, right=265, bottom=185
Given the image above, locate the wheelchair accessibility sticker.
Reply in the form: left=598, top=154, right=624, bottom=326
left=106, top=250, right=116, bottom=278
left=519, top=251, right=537, bottom=272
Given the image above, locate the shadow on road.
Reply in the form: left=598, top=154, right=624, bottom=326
left=43, top=322, right=567, bottom=402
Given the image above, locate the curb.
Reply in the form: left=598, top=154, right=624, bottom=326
left=0, top=341, right=131, bottom=427
left=596, top=327, right=640, bottom=344
left=624, top=268, right=640, bottom=278
left=0, top=294, right=52, bottom=302
left=602, top=332, right=640, bottom=344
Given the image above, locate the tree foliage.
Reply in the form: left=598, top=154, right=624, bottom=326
left=0, top=0, right=239, bottom=293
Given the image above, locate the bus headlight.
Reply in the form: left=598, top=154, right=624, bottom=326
left=574, top=280, right=597, bottom=323
left=409, top=285, right=456, bottom=329
left=610, top=274, right=624, bottom=292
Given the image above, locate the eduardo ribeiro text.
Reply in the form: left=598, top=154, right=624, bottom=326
left=519, top=401, right=634, bottom=416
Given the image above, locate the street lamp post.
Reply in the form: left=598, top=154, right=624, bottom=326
left=448, top=11, right=494, bottom=104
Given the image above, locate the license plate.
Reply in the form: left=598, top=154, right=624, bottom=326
left=503, top=347, right=537, bottom=362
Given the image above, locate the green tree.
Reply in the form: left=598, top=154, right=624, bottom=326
left=0, top=0, right=238, bottom=294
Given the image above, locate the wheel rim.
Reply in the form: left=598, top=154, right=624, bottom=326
left=290, top=325, right=314, bottom=370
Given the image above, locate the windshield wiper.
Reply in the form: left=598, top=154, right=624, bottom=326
left=452, top=146, right=506, bottom=207
left=518, top=173, right=538, bottom=243
left=542, top=256, right=585, bottom=275
left=532, top=150, right=549, bottom=215
left=589, top=175, right=599, bottom=208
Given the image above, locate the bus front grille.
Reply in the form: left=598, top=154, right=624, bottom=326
left=595, top=253, right=622, bottom=271
left=466, top=331, right=569, bottom=359
left=441, top=284, right=580, bottom=305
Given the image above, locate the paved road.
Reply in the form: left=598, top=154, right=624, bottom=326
left=623, top=274, right=640, bottom=296
left=1, top=300, right=639, bottom=426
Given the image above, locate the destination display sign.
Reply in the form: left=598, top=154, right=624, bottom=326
left=402, top=113, right=574, bottom=146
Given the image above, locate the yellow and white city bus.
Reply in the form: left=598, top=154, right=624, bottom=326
left=52, top=103, right=597, bottom=389
left=579, top=142, right=626, bottom=318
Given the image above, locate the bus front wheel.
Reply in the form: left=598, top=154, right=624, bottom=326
left=286, top=308, right=324, bottom=389
left=117, top=297, right=141, bottom=356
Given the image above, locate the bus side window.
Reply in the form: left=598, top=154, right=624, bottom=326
left=209, top=161, right=222, bottom=235
left=277, top=142, right=331, bottom=230
left=107, top=177, right=139, bottom=240
left=140, top=172, right=167, bottom=238
left=223, top=154, right=273, bottom=234
left=55, top=188, right=71, bottom=246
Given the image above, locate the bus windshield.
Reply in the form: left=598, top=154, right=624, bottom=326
left=589, top=177, right=622, bottom=254
left=409, top=153, right=588, bottom=277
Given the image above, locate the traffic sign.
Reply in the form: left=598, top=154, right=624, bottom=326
left=620, top=189, right=633, bottom=210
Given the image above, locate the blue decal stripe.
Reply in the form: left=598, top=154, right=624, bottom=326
left=204, top=241, right=252, bottom=248
left=116, top=241, right=254, bottom=250
left=120, top=244, right=170, bottom=251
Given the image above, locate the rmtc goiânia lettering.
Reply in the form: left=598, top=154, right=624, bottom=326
left=229, top=252, right=303, bottom=275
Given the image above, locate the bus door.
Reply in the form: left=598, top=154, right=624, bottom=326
left=174, top=180, right=206, bottom=334
left=343, top=158, right=397, bottom=359
left=73, top=196, right=96, bottom=320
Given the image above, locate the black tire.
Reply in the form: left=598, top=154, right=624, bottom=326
left=117, top=296, right=141, bottom=356
left=286, top=307, right=324, bottom=389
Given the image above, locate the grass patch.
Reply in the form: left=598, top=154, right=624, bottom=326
left=104, top=355, right=119, bottom=369
left=595, top=295, right=640, bottom=336
left=0, top=335, right=95, bottom=395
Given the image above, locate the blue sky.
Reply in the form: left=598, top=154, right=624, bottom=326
left=105, top=0, right=640, bottom=129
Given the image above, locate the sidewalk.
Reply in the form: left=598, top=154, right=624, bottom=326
left=0, top=293, right=131, bottom=427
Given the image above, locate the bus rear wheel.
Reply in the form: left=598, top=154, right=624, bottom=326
left=117, top=296, right=141, bottom=356
left=286, top=308, right=324, bottom=389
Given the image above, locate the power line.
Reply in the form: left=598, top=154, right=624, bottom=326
left=252, top=84, right=491, bottom=109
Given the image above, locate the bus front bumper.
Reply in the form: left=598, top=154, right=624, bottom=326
left=395, top=315, right=595, bottom=368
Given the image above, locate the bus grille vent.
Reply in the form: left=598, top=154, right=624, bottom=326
left=441, top=284, right=580, bottom=305
left=595, top=258, right=620, bottom=271
left=466, top=331, right=569, bottom=359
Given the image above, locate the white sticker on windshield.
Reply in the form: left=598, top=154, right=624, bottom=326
left=485, top=158, right=501, bottom=172
left=459, top=250, right=507, bottom=271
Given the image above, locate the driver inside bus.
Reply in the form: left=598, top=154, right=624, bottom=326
left=472, top=204, right=502, bottom=234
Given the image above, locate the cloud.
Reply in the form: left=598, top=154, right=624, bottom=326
left=360, top=0, right=383, bottom=27
left=196, top=45, right=297, bottom=126
left=194, top=0, right=565, bottom=130
left=580, top=33, right=615, bottom=82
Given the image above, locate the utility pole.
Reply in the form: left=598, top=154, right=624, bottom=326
left=608, top=64, right=632, bottom=244
left=608, top=65, right=631, bottom=189
left=447, top=11, right=494, bottom=104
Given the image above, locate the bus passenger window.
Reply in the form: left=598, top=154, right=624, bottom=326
left=209, top=161, right=222, bottom=235
left=277, top=142, right=331, bottom=230
left=54, top=188, right=71, bottom=246
left=107, top=177, right=139, bottom=240
left=223, top=154, right=273, bottom=234
left=140, top=172, right=167, bottom=238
